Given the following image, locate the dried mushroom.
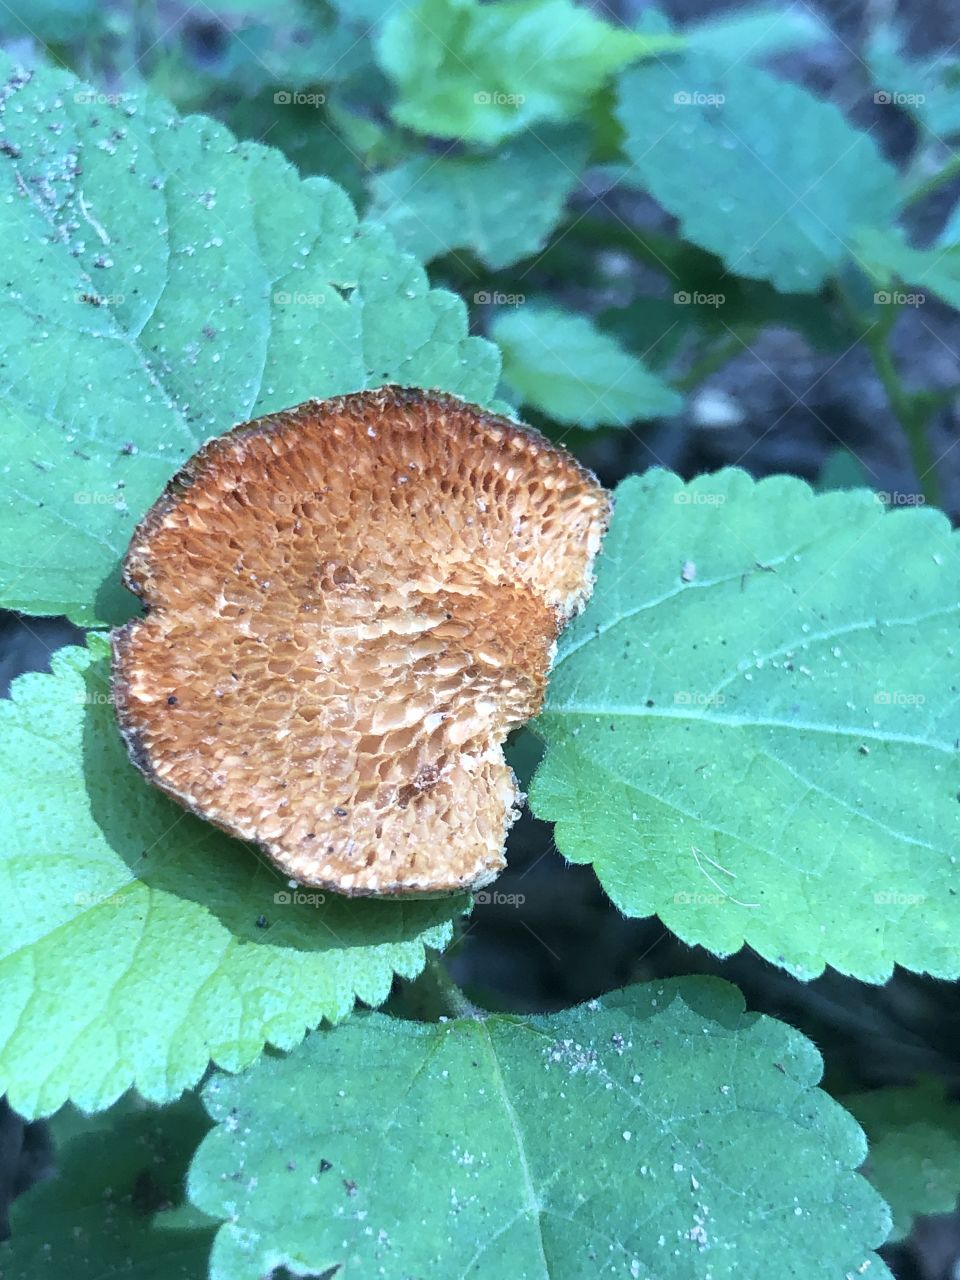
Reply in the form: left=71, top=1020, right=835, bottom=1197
left=112, top=386, right=610, bottom=895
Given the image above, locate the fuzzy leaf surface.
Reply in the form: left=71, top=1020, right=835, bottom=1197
left=0, top=638, right=460, bottom=1117
left=531, top=469, right=960, bottom=982
left=189, top=979, right=891, bottom=1279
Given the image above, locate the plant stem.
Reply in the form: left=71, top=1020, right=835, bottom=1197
left=391, top=952, right=484, bottom=1022
left=862, top=323, right=941, bottom=506
left=904, top=151, right=960, bottom=207
left=676, top=328, right=754, bottom=393
left=837, top=285, right=941, bottom=506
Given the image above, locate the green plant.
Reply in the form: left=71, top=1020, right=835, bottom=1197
left=2, top=2, right=960, bottom=1275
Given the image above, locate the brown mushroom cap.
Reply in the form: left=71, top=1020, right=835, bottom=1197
left=111, top=386, right=610, bottom=896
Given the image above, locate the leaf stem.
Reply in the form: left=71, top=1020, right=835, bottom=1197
left=392, top=952, right=484, bottom=1022
left=676, top=328, right=754, bottom=392
left=838, top=285, right=940, bottom=506
left=904, top=150, right=960, bottom=207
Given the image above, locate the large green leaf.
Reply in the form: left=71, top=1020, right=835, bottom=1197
left=491, top=304, right=683, bottom=427
left=365, top=127, right=589, bottom=269
left=0, top=1094, right=214, bottom=1279
left=616, top=55, right=901, bottom=292
left=845, top=1081, right=960, bottom=1240
left=0, top=53, right=498, bottom=626
left=189, top=979, right=891, bottom=1279
left=376, top=0, right=678, bottom=145
left=0, top=638, right=461, bottom=1118
left=531, top=469, right=960, bottom=982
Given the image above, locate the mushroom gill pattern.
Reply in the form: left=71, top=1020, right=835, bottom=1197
left=112, top=386, right=610, bottom=895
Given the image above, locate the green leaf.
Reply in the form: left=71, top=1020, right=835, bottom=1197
left=844, top=1080, right=960, bottom=1240
left=817, top=448, right=871, bottom=492
left=188, top=979, right=891, bottom=1280
left=0, top=54, right=498, bottom=626
left=683, top=5, right=827, bottom=60
left=0, top=0, right=103, bottom=42
left=938, top=199, right=960, bottom=248
left=175, top=1, right=372, bottom=96
left=530, top=468, right=960, bottom=983
left=0, top=638, right=461, bottom=1118
left=375, top=0, right=679, bottom=145
left=365, top=127, right=589, bottom=269
left=854, top=225, right=960, bottom=309
left=491, top=304, right=683, bottom=427
left=867, top=24, right=960, bottom=140
left=1, top=1093, right=214, bottom=1279
left=616, top=55, right=901, bottom=292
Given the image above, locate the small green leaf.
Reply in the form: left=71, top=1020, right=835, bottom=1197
left=189, top=979, right=891, bottom=1280
left=617, top=55, right=901, bottom=292
left=531, top=469, right=960, bottom=982
left=1, top=1093, right=214, bottom=1279
left=491, top=304, right=683, bottom=427
left=0, top=638, right=461, bottom=1117
left=817, top=448, right=872, bottom=492
left=845, top=1080, right=960, bottom=1240
left=854, top=225, right=960, bottom=309
left=365, top=127, right=589, bottom=269
left=376, top=0, right=679, bottom=145
left=0, top=54, right=498, bottom=626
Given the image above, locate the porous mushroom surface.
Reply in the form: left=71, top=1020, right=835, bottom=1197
left=112, top=386, right=610, bottom=895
